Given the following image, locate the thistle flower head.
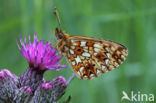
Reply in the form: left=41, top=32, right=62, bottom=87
left=0, top=69, right=19, bottom=101
left=32, top=76, right=68, bottom=102
left=17, top=33, right=67, bottom=71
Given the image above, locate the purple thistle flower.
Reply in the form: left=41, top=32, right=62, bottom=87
left=17, top=33, right=67, bottom=71
left=17, top=33, right=68, bottom=91
left=0, top=69, right=19, bottom=102
left=0, top=33, right=75, bottom=103
left=32, top=76, right=67, bottom=102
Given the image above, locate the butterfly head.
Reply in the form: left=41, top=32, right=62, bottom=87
left=55, top=28, right=65, bottom=40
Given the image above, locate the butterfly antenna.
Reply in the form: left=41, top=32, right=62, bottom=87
left=53, top=7, right=62, bottom=30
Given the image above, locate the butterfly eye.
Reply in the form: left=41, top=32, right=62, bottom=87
left=58, top=33, right=63, bottom=39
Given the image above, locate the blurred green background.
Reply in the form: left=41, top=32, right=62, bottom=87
left=0, top=0, right=156, bottom=103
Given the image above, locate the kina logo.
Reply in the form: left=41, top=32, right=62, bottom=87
left=121, top=91, right=154, bottom=102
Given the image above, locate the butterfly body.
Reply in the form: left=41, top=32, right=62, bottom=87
left=55, top=28, right=128, bottom=80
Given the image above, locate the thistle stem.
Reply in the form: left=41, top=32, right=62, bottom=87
left=67, top=73, right=75, bottom=84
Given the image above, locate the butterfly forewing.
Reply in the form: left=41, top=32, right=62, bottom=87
left=60, top=35, right=128, bottom=80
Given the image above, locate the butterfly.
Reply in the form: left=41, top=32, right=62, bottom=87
left=54, top=8, right=128, bottom=80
